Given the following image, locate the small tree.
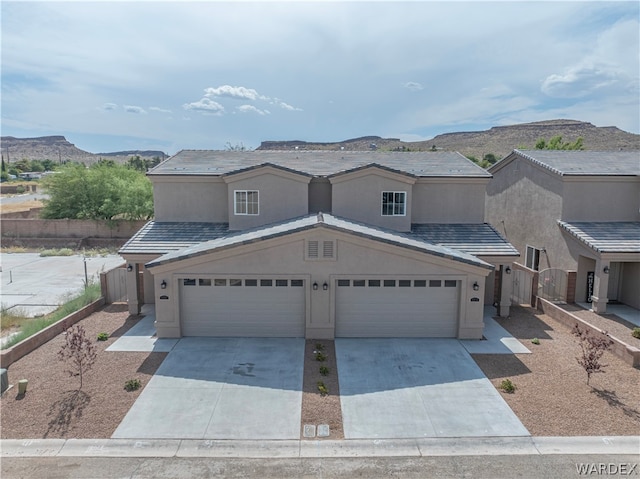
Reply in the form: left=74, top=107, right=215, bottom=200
left=58, top=325, right=97, bottom=390
left=572, top=324, right=613, bottom=385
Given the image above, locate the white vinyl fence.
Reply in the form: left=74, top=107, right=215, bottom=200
left=537, top=268, right=568, bottom=303
left=511, top=267, right=535, bottom=306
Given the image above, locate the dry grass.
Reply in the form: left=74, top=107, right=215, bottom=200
left=0, top=199, right=43, bottom=214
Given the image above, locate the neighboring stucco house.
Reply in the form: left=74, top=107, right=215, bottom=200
left=486, top=149, right=640, bottom=313
left=120, top=150, right=518, bottom=340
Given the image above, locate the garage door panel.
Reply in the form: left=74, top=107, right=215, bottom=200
left=336, top=279, right=459, bottom=338
left=181, top=279, right=305, bottom=337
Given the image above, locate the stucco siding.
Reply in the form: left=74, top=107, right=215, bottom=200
left=620, top=262, right=640, bottom=309
left=413, top=180, right=486, bottom=223
left=151, top=229, right=488, bottom=339
left=331, top=173, right=412, bottom=231
left=152, top=179, right=228, bottom=222
left=486, top=157, right=567, bottom=269
left=308, top=178, right=332, bottom=213
left=562, top=178, right=640, bottom=222
left=226, top=172, right=309, bottom=230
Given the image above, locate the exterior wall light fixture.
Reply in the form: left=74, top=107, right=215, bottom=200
left=323, top=282, right=329, bottom=291
left=603, top=266, right=610, bottom=274
left=473, top=281, right=480, bottom=291
left=313, top=282, right=319, bottom=290
left=127, top=264, right=133, bottom=272
left=505, top=266, right=511, bottom=274
left=161, top=280, right=167, bottom=289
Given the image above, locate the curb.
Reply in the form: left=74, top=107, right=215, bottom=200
left=2, top=436, right=638, bottom=458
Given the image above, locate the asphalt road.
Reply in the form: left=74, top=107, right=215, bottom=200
left=3, top=454, right=639, bottom=479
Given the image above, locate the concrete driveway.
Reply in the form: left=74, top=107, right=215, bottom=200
left=110, top=314, right=529, bottom=440
left=336, top=338, right=530, bottom=439
left=112, top=338, right=305, bottom=440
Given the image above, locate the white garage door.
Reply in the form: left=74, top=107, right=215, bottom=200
left=335, top=278, right=459, bottom=337
left=181, top=278, right=305, bottom=337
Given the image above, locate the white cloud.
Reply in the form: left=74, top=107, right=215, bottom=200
left=205, top=85, right=264, bottom=101
left=149, top=106, right=172, bottom=114
left=124, top=105, right=147, bottom=114
left=236, top=105, right=270, bottom=115
left=182, top=98, right=225, bottom=115
left=185, top=86, right=301, bottom=116
left=101, top=102, right=117, bottom=111
left=274, top=100, right=302, bottom=112
left=541, top=63, right=619, bottom=98
left=541, top=18, right=638, bottom=99
left=403, top=82, right=423, bottom=92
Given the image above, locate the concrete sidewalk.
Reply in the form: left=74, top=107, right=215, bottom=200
left=460, top=307, right=531, bottom=355
left=1, top=436, right=638, bottom=458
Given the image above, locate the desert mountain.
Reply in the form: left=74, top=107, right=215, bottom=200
left=258, top=119, right=640, bottom=160
left=2, top=120, right=638, bottom=165
left=0, top=135, right=166, bottom=165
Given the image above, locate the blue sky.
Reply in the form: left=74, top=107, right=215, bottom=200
left=2, top=1, right=638, bottom=155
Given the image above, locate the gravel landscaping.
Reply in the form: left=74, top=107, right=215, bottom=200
left=1, top=303, right=638, bottom=439
left=473, top=306, right=640, bottom=437
left=300, top=339, right=344, bottom=439
left=1, top=304, right=166, bottom=439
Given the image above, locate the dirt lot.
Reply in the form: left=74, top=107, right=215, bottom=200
left=1, top=304, right=638, bottom=439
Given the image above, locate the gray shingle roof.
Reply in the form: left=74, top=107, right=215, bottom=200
left=558, top=221, right=640, bottom=253
left=144, top=214, right=494, bottom=270
left=119, top=222, right=230, bottom=255
left=148, top=150, right=491, bottom=178
left=512, top=150, right=640, bottom=176
left=408, top=224, right=520, bottom=257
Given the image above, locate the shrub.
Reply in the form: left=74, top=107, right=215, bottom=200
left=124, top=379, right=141, bottom=392
left=97, top=332, right=109, bottom=341
left=531, top=338, right=540, bottom=345
left=315, top=343, right=325, bottom=351
left=58, top=325, right=97, bottom=390
left=319, top=365, right=330, bottom=376
left=40, top=248, right=74, bottom=257
left=572, top=324, right=613, bottom=385
left=632, top=328, right=640, bottom=339
left=317, top=381, right=328, bottom=396
left=315, top=352, right=327, bottom=362
left=16, top=185, right=25, bottom=194
left=500, top=379, right=516, bottom=393
left=2, top=283, right=101, bottom=350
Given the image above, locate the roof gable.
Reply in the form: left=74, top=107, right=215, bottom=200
left=146, top=213, right=493, bottom=271
left=222, top=162, right=312, bottom=182
left=491, top=149, right=640, bottom=177
left=328, top=163, right=417, bottom=184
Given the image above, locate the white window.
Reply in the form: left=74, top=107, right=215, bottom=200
left=525, top=245, right=541, bottom=271
left=381, top=191, right=406, bottom=216
left=234, top=190, right=259, bottom=215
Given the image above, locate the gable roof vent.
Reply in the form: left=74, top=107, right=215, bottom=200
left=308, top=240, right=319, bottom=258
